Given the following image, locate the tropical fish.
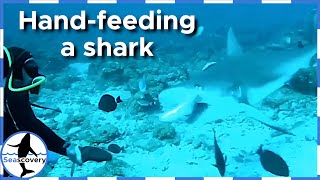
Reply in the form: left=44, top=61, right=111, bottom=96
left=195, top=26, right=204, bottom=37
left=257, top=145, right=289, bottom=177
left=212, top=128, right=227, bottom=177
left=202, top=61, right=216, bottom=71
left=98, top=94, right=123, bottom=112
left=107, top=144, right=124, bottom=154
left=138, top=75, right=147, bottom=92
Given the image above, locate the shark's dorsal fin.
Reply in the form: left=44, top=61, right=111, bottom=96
left=227, top=27, right=243, bottom=56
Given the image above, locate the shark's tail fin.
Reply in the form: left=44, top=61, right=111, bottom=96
left=21, top=169, right=34, bottom=177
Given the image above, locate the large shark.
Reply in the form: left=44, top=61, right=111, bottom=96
left=159, top=27, right=316, bottom=122
left=189, top=27, right=317, bottom=105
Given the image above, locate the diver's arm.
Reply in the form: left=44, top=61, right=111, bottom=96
left=7, top=91, right=68, bottom=156
left=29, top=113, right=68, bottom=156
left=7, top=91, right=113, bottom=165
left=7, top=91, right=113, bottom=164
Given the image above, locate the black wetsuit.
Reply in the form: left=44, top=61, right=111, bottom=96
left=3, top=47, right=112, bottom=177
left=3, top=48, right=67, bottom=177
left=4, top=89, right=67, bottom=156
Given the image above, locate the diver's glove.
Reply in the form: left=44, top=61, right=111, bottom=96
left=65, top=144, right=83, bottom=165
left=65, top=143, right=113, bottom=165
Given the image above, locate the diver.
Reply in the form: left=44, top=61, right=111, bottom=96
left=3, top=46, right=112, bottom=177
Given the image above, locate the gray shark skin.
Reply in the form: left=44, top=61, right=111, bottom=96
left=8, top=133, right=37, bottom=177
left=189, top=27, right=317, bottom=105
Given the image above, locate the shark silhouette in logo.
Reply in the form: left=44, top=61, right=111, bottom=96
left=8, top=133, right=37, bottom=177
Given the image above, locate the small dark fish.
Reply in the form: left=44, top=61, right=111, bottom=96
left=107, top=144, right=123, bottom=154
left=212, top=128, right=227, bottom=177
left=257, top=145, right=289, bottom=177
left=98, top=94, right=122, bottom=112
left=297, top=41, right=304, bottom=48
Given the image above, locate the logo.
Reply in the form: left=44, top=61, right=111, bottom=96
left=1, top=131, right=48, bottom=178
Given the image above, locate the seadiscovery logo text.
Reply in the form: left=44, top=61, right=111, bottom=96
left=3, top=157, right=47, bottom=164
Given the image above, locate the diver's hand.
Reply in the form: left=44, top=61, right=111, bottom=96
left=66, top=144, right=83, bottom=166
left=65, top=143, right=112, bottom=165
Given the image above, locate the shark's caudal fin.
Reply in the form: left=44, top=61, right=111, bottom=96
left=227, top=27, right=243, bottom=56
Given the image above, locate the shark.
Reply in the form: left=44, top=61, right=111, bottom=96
left=188, top=27, right=317, bottom=106
left=158, top=26, right=316, bottom=122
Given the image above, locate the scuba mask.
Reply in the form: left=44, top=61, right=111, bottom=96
left=4, top=46, right=46, bottom=95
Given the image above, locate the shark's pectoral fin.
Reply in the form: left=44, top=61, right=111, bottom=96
left=224, top=155, right=227, bottom=163
left=29, top=147, right=37, bottom=157
left=247, top=77, right=288, bottom=105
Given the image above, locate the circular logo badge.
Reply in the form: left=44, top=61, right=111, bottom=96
left=1, top=131, right=48, bottom=178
